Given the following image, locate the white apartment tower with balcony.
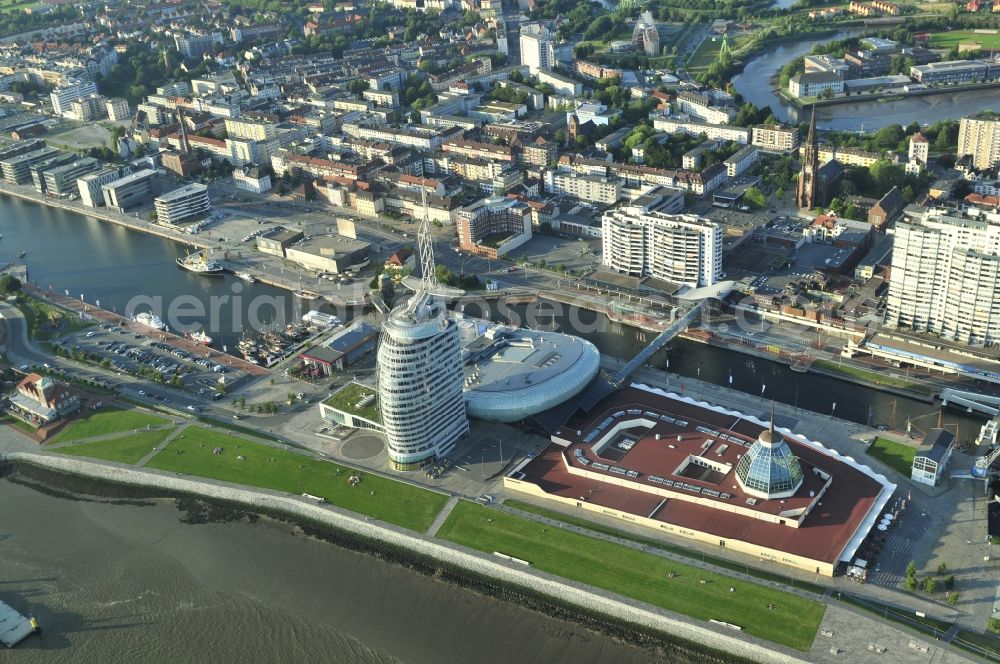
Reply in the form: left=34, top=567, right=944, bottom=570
left=519, top=24, right=554, bottom=75
left=376, top=292, right=469, bottom=470
left=886, top=207, right=1000, bottom=345
left=601, top=206, right=722, bottom=288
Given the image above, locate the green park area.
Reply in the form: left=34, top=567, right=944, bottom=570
left=929, top=30, right=1000, bottom=50
left=145, top=427, right=447, bottom=531
left=55, top=429, right=172, bottom=464
left=436, top=501, right=825, bottom=651
left=866, top=436, right=916, bottom=476
left=13, top=294, right=94, bottom=341
left=55, top=407, right=169, bottom=443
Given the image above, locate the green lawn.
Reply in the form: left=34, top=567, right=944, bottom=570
left=929, top=30, right=1000, bottom=50
left=687, top=36, right=725, bottom=71
left=866, top=436, right=916, bottom=476
left=505, top=499, right=826, bottom=594
left=55, top=408, right=169, bottom=443
left=437, top=501, right=825, bottom=651
left=323, top=382, right=379, bottom=423
left=146, top=427, right=447, bottom=531
left=2, top=412, right=36, bottom=433
left=55, top=429, right=172, bottom=464
left=811, top=358, right=932, bottom=396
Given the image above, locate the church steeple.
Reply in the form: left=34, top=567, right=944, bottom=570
left=796, top=107, right=819, bottom=211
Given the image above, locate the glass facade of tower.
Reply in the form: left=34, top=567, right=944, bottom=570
left=377, top=293, right=469, bottom=471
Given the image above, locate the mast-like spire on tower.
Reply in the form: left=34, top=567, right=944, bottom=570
left=416, top=187, right=437, bottom=291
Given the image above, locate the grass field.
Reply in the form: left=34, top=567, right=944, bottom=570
left=866, top=436, right=916, bottom=476
left=55, top=408, right=169, bottom=443
left=687, top=36, right=726, bottom=71
left=811, top=359, right=932, bottom=396
left=929, top=30, right=1000, bottom=50
left=505, top=499, right=827, bottom=594
left=55, top=429, right=172, bottom=464
left=438, top=501, right=825, bottom=650
left=146, top=427, right=448, bottom=531
left=2, top=412, right=36, bottom=433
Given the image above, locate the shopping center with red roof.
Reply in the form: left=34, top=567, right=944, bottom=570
left=506, top=384, right=896, bottom=576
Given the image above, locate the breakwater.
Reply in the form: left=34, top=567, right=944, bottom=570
left=0, top=453, right=809, bottom=664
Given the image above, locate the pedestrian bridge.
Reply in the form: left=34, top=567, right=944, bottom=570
left=940, top=389, right=1000, bottom=417
left=611, top=301, right=706, bottom=386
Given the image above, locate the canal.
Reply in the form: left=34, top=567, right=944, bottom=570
left=485, top=299, right=988, bottom=445
left=732, top=30, right=1000, bottom=131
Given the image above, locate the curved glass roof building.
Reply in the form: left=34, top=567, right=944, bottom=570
left=460, top=323, right=600, bottom=423
left=735, top=417, right=804, bottom=500
left=377, top=293, right=469, bottom=471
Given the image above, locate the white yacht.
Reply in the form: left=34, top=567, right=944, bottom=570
left=134, top=311, right=166, bottom=330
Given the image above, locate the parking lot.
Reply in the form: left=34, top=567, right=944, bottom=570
left=55, top=323, right=250, bottom=402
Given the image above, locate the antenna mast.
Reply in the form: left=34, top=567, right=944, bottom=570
left=417, top=186, right=437, bottom=290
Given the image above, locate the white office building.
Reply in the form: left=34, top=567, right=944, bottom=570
left=376, top=292, right=469, bottom=470
left=601, top=206, right=723, bottom=288
left=519, top=24, right=554, bottom=75
left=78, top=166, right=130, bottom=207
left=154, top=182, right=210, bottom=225
left=886, top=207, right=1000, bottom=345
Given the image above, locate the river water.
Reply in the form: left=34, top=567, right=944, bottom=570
left=732, top=31, right=1000, bottom=131
left=0, top=478, right=664, bottom=664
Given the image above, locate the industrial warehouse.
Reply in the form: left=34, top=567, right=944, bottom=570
left=505, top=384, right=895, bottom=576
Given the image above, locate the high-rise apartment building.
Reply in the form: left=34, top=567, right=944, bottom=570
left=957, top=112, right=1000, bottom=170
left=601, top=206, right=723, bottom=288
left=886, top=207, right=1000, bottom=345
left=519, top=24, right=554, bottom=75
left=376, top=292, right=469, bottom=470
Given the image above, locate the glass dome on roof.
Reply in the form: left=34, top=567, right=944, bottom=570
left=735, top=418, right=804, bottom=500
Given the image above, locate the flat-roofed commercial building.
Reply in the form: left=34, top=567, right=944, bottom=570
left=505, top=385, right=895, bottom=577
left=1, top=147, right=59, bottom=184
left=910, top=59, right=988, bottom=84
left=154, top=183, right=210, bottom=225
left=602, top=205, right=723, bottom=287
left=102, top=169, right=158, bottom=210
left=78, top=166, right=130, bottom=207
left=42, top=157, right=100, bottom=196
left=283, top=234, right=371, bottom=274
left=31, top=153, right=77, bottom=194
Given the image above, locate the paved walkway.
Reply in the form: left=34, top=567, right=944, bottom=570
left=136, top=423, right=190, bottom=467
left=426, top=495, right=460, bottom=536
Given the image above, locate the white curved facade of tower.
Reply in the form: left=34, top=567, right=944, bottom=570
left=377, top=293, right=469, bottom=470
